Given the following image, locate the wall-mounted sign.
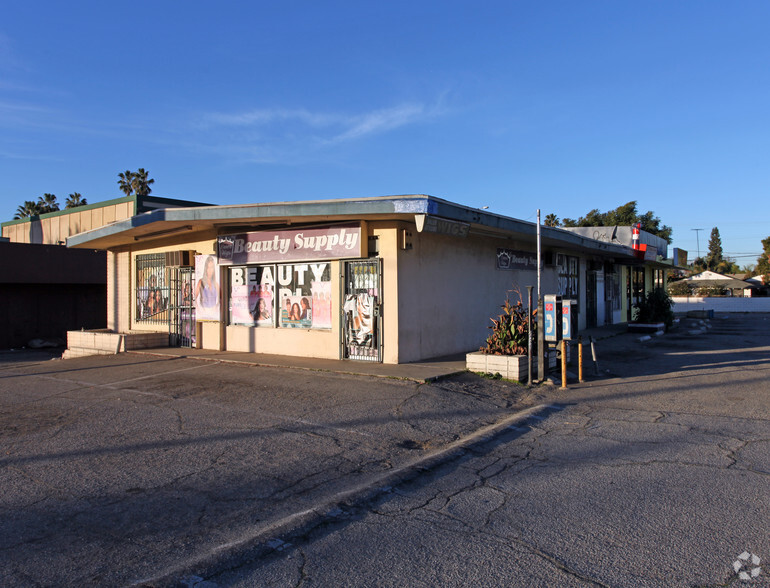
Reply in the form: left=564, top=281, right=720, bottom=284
left=496, top=248, right=541, bottom=271
left=218, top=223, right=364, bottom=265
left=671, top=248, right=689, bottom=267
left=414, top=214, right=470, bottom=238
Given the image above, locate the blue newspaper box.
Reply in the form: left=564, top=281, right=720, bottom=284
left=562, top=299, right=575, bottom=340
left=544, top=295, right=562, bottom=342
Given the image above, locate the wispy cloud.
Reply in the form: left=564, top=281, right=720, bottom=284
left=206, top=108, right=338, bottom=128
left=196, top=98, right=450, bottom=163
left=327, top=103, right=430, bottom=143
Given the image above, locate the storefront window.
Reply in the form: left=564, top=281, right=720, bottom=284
left=606, top=268, right=622, bottom=311
left=229, top=265, right=275, bottom=326
left=558, top=255, right=579, bottom=299
left=654, top=269, right=665, bottom=289
left=277, top=262, right=332, bottom=329
left=228, top=262, right=333, bottom=329
left=136, top=253, right=168, bottom=324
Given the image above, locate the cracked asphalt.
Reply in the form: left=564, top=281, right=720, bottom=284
left=1, top=313, right=768, bottom=587
left=0, top=346, right=536, bottom=587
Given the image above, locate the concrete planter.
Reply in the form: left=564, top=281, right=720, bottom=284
left=63, top=330, right=169, bottom=359
left=466, top=352, right=532, bottom=381
left=627, top=322, right=666, bottom=334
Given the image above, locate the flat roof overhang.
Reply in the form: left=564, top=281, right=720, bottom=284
left=67, top=194, right=637, bottom=261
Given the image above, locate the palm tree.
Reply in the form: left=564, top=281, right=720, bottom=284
left=131, top=168, right=155, bottom=197
left=65, top=192, right=87, bottom=209
left=14, top=200, right=42, bottom=219
left=118, top=168, right=155, bottom=197
left=36, top=193, right=60, bottom=213
left=118, top=170, right=135, bottom=196
left=544, top=213, right=560, bottom=227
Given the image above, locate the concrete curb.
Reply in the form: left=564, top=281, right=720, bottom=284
left=126, top=350, right=469, bottom=384
left=130, top=402, right=556, bottom=587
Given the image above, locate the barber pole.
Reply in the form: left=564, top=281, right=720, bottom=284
left=632, top=222, right=640, bottom=250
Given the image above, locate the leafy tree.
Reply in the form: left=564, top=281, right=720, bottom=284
left=704, top=227, right=723, bottom=271
left=715, top=258, right=740, bottom=275
left=544, top=213, right=560, bottom=227
left=756, top=236, right=770, bottom=282
left=37, top=193, right=60, bottom=213
left=14, top=200, right=42, bottom=219
left=65, top=192, right=88, bottom=209
left=562, top=201, right=673, bottom=243
left=691, top=257, right=707, bottom=273
left=118, top=168, right=155, bottom=197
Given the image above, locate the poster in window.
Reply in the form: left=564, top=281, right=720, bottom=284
left=194, top=254, right=220, bottom=321
left=136, top=262, right=166, bottom=320
left=230, top=266, right=275, bottom=326
left=277, top=262, right=332, bottom=329
left=344, top=293, right=375, bottom=347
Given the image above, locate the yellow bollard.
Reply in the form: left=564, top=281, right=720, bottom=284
left=560, top=339, right=568, bottom=389
left=578, top=336, right=584, bottom=383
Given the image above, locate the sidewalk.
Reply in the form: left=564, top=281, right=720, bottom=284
left=130, top=322, right=634, bottom=383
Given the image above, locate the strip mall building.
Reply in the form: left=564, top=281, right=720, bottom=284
left=67, top=195, right=672, bottom=364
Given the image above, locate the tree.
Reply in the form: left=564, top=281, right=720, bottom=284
left=715, top=258, right=740, bottom=275
left=132, top=168, right=154, bottom=196
left=544, top=213, right=560, bottom=227
left=118, top=168, right=155, bottom=197
left=118, top=170, right=134, bottom=196
left=14, top=200, right=42, bottom=219
left=37, top=193, right=60, bottom=213
left=704, top=227, right=723, bottom=271
left=691, top=257, right=707, bottom=273
left=562, top=201, right=673, bottom=243
left=756, top=236, right=770, bottom=283
left=65, top=192, right=88, bottom=209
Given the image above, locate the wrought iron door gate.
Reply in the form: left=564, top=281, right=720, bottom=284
left=169, top=266, right=196, bottom=348
left=342, top=259, right=382, bottom=361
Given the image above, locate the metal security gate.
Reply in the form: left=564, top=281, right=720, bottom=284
left=342, top=259, right=382, bottom=362
left=169, top=267, right=196, bottom=348
left=586, top=272, right=598, bottom=328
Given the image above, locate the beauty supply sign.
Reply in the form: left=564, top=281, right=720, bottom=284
left=218, top=223, right=365, bottom=265
left=496, top=248, right=541, bottom=271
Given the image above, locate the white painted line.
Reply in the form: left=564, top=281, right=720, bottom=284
left=130, top=403, right=551, bottom=587
left=24, top=361, right=218, bottom=391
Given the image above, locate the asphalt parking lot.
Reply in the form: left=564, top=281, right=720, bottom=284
left=1, top=313, right=768, bottom=586
left=0, top=350, right=538, bottom=586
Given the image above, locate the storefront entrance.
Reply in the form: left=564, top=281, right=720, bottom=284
left=169, top=266, right=196, bottom=348
left=342, top=259, right=382, bottom=362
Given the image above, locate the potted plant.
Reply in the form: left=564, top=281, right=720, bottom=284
left=629, top=288, right=674, bottom=333
left=466, top=289, right=538, bottom=381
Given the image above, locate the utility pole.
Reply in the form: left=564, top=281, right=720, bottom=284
left=691, top=228, right=704, bottom=261
left=537, top=210, right=544, bottom=383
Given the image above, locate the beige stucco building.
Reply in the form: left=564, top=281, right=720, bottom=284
left=67, top=195, right=664, bottom=364
left=1, top=195, right=208, bottom=245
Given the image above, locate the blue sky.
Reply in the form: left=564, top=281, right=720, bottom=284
left=2, top=1, right=768, bottom=265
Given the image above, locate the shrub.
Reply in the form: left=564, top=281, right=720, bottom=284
left=667, top=280, right=691, bottom=296
left=695, top=285, right=726, bottom=296
left=633, top=288, right=674, bottom=327
left=480, top=289, right=537, bottom=356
